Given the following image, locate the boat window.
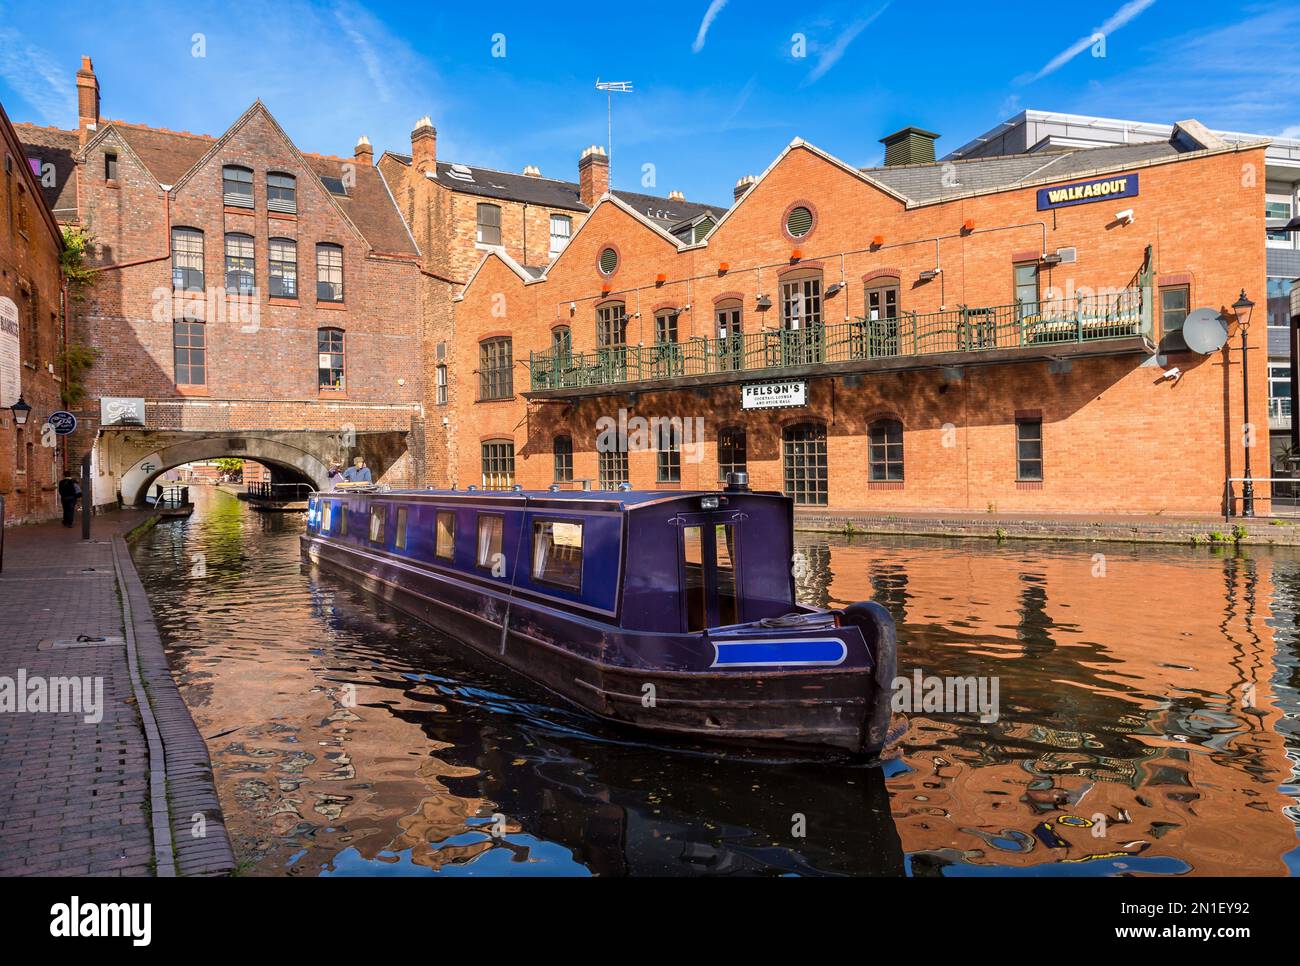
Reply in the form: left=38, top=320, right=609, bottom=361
left=435, top=511, right=456, bottom=560
left=682, top=526, right=707, bottom=631
left=476, top=513, right=505, bottom=573
left=321, top=501, right=333, bottom=532
left=395, top=507, right=408, bottom=550
left=532, top=520, right=583, bottom=590
left=715, top=523, right=738, bottom=626
left=338, top=502, right=348, bottom=537
left=369, top=505, right=385, bottom=544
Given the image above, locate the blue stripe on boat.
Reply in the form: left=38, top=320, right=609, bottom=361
left=711, top=639, right=847, bottom=668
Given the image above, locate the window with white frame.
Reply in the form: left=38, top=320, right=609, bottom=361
left=549, top=214, right=571, bottom=257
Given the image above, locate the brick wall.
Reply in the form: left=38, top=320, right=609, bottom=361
left=445, top=142, right=1269, bottom=514
left=69, top=107, right=426, bottom=492
left=1, top=110, right=65, bottom=525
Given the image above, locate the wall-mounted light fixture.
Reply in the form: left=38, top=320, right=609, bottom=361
left=718, top=262, right=729, bottom=274
left=10, top=396, right=31, bottom=427
left=871, top=235, right=884, bottom=247
left=756, top=294, right=772, bottom=310
left=919, top=269, right=941, bottom=282
left=962, top=219, right=975, bottom=232
left=790, top=248, right=802, bottom=262
left=1039, top=251, right=1063, bottom=267
left=825, top=282, right=844, bottom=297
left=655, top=273, right=667, bottom=285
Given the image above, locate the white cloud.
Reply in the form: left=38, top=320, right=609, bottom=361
left=805, top=2, right=891, bottom=85
left=692, top=0, right=730, bottom=53
left=1020, top=0, right=1158, bottom=84
left=0, top=27, right=77, bottom=125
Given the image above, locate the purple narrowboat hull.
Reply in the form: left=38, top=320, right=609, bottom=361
left=300, top=488, right=900, bottom=756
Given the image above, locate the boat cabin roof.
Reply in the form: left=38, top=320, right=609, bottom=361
left=328, top=487, right=756, bottom=512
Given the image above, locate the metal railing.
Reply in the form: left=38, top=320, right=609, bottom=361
left=530, top=288, right=1148, bottom=392
left=246, top=482, right=314, bottom=501
left=1269, top=397, right=1292, bottom=419
left=155, top=485, right=190, bottom=509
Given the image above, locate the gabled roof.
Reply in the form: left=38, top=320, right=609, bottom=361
left=12, top=122, right=80, bottom=218
left=2, top=103, right=65, bottom=244
left=18, top=108, right=417, bottom=256
left=383, top=153, right=725, bottom=231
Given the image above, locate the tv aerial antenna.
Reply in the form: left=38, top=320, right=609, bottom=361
left=595, top=79, right=633, bottom=173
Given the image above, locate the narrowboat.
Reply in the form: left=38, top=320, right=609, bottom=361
left=300, top=476, right=900, bottom=757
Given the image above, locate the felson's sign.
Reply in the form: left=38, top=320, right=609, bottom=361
left=742, top=380, right=807, bottom=410
left=1037, top=173, right=1139, bottom=211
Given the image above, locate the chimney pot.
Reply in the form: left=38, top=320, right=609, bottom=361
left=76, top=54, right=100, bottom=147
left=354, top=134, right=373, bottom=165
left=411, top=117, right=437, bottom=172
left=523, top=164, right=541, bottom=177
left=578, top=144, right=609, bottom=207
left=668, top=189, right=685, bottom=202
left=733, top=174, right=757, bottom=203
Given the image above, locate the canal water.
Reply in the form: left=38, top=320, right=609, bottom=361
left=131, top=487, right=1300, bottom=876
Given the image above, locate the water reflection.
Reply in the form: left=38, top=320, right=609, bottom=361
left=131, top=489, right=1300, bottom=875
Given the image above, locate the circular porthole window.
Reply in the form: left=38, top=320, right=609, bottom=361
left=785, top=205, right=814, bottom=239
left=598, top=247, right=619, bottom=275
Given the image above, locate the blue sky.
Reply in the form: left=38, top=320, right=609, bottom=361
left=1, top=0, right=1297, bottom=206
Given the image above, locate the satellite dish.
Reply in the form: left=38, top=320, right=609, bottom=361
left=1182, top=307, right=1228, bottom=354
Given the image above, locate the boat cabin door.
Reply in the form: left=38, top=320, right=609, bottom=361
left=675, top=511, right=743, bottom=631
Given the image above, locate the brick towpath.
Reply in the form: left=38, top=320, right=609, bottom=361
left=0, top=512, right=234, bottom=876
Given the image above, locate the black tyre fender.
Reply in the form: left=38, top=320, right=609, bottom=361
left=841, top=600, right=899, bottom=755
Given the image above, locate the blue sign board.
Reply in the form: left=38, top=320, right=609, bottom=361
left=1037, top=173, right=1139, bottom=211
left=48, top=411, right=77, bottom=435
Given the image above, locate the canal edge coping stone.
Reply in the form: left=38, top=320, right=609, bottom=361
left=110, top=533, right=236, bottom=876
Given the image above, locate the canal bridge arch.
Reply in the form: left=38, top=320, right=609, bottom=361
left=96, top=429, right=412, bottom=506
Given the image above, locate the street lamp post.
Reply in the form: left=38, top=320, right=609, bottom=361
left=10, top=396, right=32, bottom=427
left=1235, top=290, right=1257, bottom=517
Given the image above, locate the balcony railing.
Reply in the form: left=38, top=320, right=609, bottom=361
left=1270, top=397, right=1292, bottom=419
left=529, top=288, right=1149, bottom=393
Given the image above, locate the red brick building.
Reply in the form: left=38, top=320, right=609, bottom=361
left=1, top=101, right=65, bottom=525
left=446, top=122, right=1269, bottom=515
left=16, top=58, right=427, bottom=506
left=378, top=125, right=722, bottom=487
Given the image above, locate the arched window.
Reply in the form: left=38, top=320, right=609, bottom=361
left=476, top=203, right=502, bottom=245
left=553, top=435, right=573, bottom=482
left=551, top=325, right=571, bottom=361
left=316, top=243, right=344, bottom=302
left=224, top=232, right=255, bottom=295
left=868, top=418, right=903, bottom=482
left=266, top=172, right=296, bottom=214
left=715, top=299, right=743, bottom=371
left=864, top=276, right=901, bottom=357
left=317, top=327, right=345, bottom=391
left=718, top=426, right=747, bottom=482
left=656, top=420, right=681, bottom=483
left=481, top=439, right=515, bottom=489
left=782, top=422, right=827, bottom=506
left=598, top=432, right=628, bottom=489
left=222, top=165, right=253, bottom=208
left=780, top=270, right=824, bottom=365
left=479, top=337, right=513, bottom=400
left=171, top=227, right=204, bottom=292
left=653, top=310, right=681, bottom=378
left=596, top=302, right=628, bottom=380
left=269, top=237, right=297, bottom=298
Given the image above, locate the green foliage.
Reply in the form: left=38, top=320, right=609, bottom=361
left=60, top=225, right=98, bottom=299
left=1231, top=524, right=1248, bottom=542
left=58, top=343, right=97, bottom=408
left=214, top=458, right=244, bottom=473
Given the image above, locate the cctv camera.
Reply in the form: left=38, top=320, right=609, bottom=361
left=1116, top=209, right=1134, bottom=223
left=1162, top=367, right=1181, bottom=381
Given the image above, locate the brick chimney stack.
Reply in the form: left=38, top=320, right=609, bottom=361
left=354, top=135, right=373, bottom=165
left=76, top=56, right=100, bottom=147
left=411, top=116, right=437, bottom=173
left=734, top=174, right=757, bottom=203
left=578, top=145, right=609, bottom=207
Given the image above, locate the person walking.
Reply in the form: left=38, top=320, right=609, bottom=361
left=57, top=471, right=81, bottom=528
